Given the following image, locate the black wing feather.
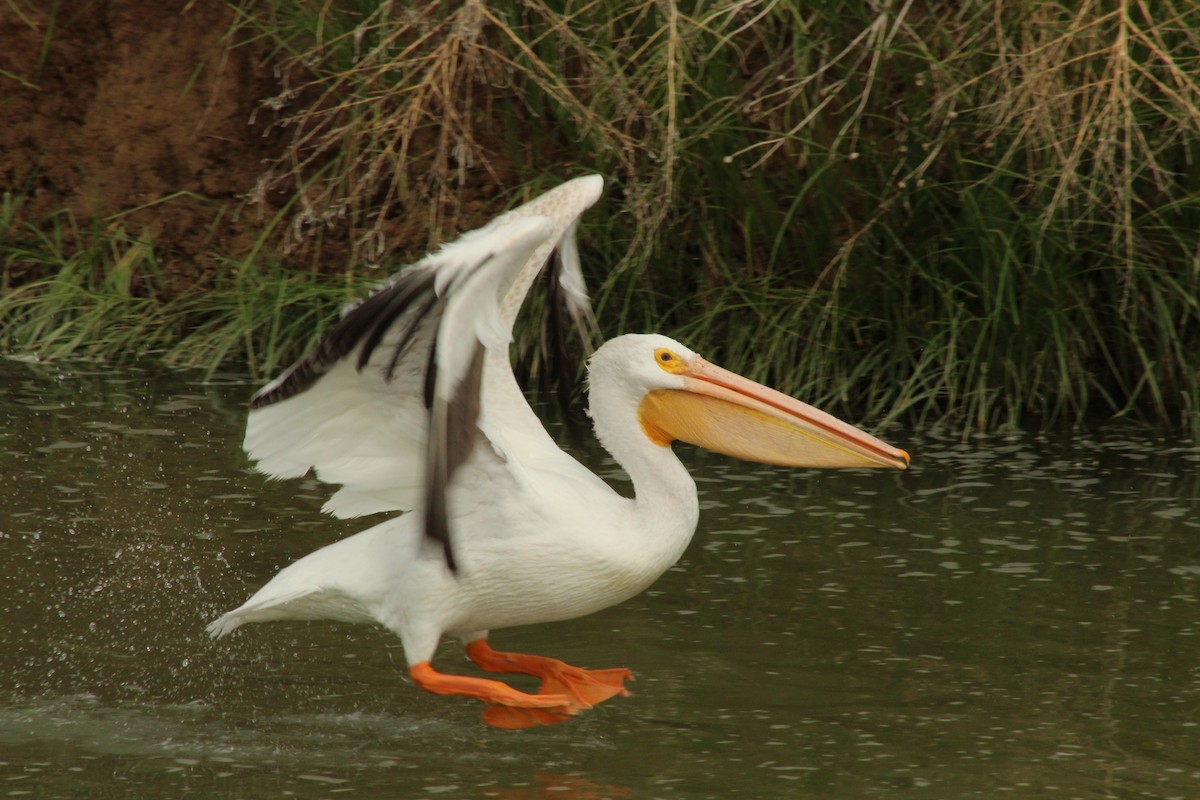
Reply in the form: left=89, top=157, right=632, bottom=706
left=424, top=342, right=487, bottom=573
left=246, top=216, right=592, bottom=575
left=537, top=249, right=601, bottom=408
left=249, top=267, right=440, bottom=410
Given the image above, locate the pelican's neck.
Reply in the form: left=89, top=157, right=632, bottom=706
left=587, top=373, right=700, bottom=530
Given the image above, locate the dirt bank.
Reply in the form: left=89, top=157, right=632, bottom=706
left=1, top=1, right=537, bottom=297
left=0, top=1, right=288, bottom=291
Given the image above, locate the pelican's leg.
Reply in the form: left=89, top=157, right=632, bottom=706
left=465, top=638, right=633, bottom=712
left=409, top=662, right=579, bottom=729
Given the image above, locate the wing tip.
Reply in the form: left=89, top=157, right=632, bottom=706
left=493, top=214, right=556, bottom=249
left=571, top=173, right=604, bottom=201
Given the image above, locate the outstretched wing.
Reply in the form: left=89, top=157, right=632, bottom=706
left=243, top=175, right=604, bottom=568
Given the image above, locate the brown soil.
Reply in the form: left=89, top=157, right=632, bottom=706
left=1, top=1, right=546, bottom=298
left=1, top=1, right=312, bottom=294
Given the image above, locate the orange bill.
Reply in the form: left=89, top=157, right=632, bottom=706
left=639, top=357, right=909, bottom=470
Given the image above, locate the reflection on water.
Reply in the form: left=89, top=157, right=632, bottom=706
left=2, top=357, right=1199, bottom=798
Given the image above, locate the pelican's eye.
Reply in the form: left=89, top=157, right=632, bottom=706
left=654, top=347, right=687, bottom=374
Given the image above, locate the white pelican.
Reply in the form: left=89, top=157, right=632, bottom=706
left=208, top=175, right=909, bottom=729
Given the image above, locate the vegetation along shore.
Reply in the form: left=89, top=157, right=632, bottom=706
left=2, top=0, right=1198, bottom=436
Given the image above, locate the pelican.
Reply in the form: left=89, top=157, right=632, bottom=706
left=208, top=175, right=909, bottom=729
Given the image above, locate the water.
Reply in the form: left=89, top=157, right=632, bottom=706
left=2, top=357, right=1199, bottom=799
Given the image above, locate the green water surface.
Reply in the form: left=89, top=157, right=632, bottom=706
left=2, top=359, right=1199, bottom=799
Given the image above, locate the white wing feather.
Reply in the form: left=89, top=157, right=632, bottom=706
left=242, top=175, right=604, bottom=523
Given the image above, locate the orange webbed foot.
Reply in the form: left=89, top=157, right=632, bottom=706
left=481, top=702, right=580, bottom=730
left=537, top=665, right=634, bottom=707
left=409, top=661, right=580, bottom=728
left=466, top=639, right=634, bottom=710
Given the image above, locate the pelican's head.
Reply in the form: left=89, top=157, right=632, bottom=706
left=588, top=334, right=909, bottom=470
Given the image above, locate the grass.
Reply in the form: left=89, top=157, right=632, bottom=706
left=0, top=206, right=176, bottom=361
left=161, top=254, right=366, bottom=378
left=3, top=0, right=1200, bottom=436
left=0, top=201, right=365, bottom=377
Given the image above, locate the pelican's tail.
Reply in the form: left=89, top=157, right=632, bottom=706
left=207, top=519, right=409, bottom=639
left=206, top=613, right=242, bottom=638
left=207, top=582, right=378, bottom=637
left=206, top=586, right=317, bottom=637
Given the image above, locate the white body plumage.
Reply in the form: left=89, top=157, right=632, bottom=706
left=207, top=175, right=909, bottom=726
left=210, top=333, right=703, bottom=665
